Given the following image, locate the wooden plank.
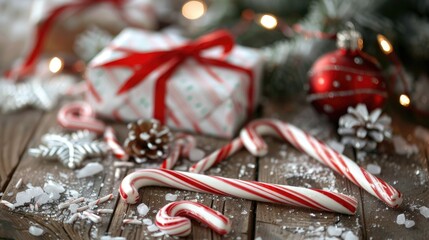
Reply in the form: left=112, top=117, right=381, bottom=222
left=0, top=109, right=124, bottom=239
left=108, top=135, right=257, bottom=239
left=359, top=112, right=429, bottom=239
left=0, top=110, right=44, bottom=190
left=254, top=99, right=364, bottom=239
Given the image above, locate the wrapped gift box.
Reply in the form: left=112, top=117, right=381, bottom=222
left=86, top=28, right=263, bottom=138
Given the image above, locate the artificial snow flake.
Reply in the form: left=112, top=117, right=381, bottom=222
left=74, top=26, right=112, bottom=62
left=28, top=130, right=107, bottom=169
left=338, top=104, right=392, bottom=151
left=0, top=77, right=73, bottom=113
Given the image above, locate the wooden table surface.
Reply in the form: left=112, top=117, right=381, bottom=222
left=0, top=97, right=428, bottom=240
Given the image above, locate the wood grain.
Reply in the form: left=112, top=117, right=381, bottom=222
left=0, top=110, right=44, bottom=190
left=1, top=98, right=429, bottom=239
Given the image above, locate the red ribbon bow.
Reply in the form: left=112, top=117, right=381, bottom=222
left=93, top=30, right=255, bottom=124
left=9, top=0, right=130, bottom=78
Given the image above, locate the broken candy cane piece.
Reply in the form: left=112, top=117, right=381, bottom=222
left=119, top=169, right=357, bottom=215
left=240, top=118, right=403, bottom=208
left=156, top=200, right=231, bottom=236
left=57, top=102, right=106, bottom=134
left=160, top=133, right=196, bottom=170
left=104, top=127, right=128, bottom=161
left=189, top=137, right=243, bottom=173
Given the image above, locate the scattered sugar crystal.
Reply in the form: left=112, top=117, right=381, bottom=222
left=100, top=236, right=126, bottom=240
left=419, top=206, right=429, bottom=218
left=404, top=220, right=415, bottom=228
left=241, top=210, right=248, bottom=215
left=29, top=226, right=44, bottom=236
left=48, top=192, right=61, bottom=201
left=26, top=187, right=44, bottom=199
left=76, top=162, right=104, bottom=178
left=147, top=224, right=159, bottom=232
left=59, top=172, right=69, bottom=179
left=43, top=181, right=65, bottom=194
left=69, top=190, right=79, bottom=198
left=341, top=231, right=358, bottom=240
left=0, top=192, right=3, bottom=197
left=15, top=191, right=32, bottom=205
left=142, top=218, right=153, bottom=225
left=396, top=214, right=406, bottom=225
left=392, top=136, right=418, bottom=155
left=189, top=148, right=205, bottom=161
left=327, top=225, right=343, bottom=236
left=7, top=192, right=13, bottom=197
left=69, top=204, right=79, bottom=213
left=137, top=203, right=149, bottom=216
left=366, top=164, right=381, bottom=175
left=165, top=193, right=177, bottom=201
left=35, top=193, right=50, bottom=205
left=255, top=237, right=262, bottom=240
left=151, top=231, right=165, bottom=237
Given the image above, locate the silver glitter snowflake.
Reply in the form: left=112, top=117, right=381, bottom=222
left=0, top=77, right=73, bottom=113
left=74, top=26, right=112, bottom=62
left=338, top=104, right=392, bottom=151
left=28, top=130, right=107, bottom=169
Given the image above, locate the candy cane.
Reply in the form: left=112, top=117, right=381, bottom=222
left=240, top=119, right=403, bottom=208
left=104, top=127, right=129, bottom=161
left=120, top=169, right=357, bottom=215
left=160, top=134, right=196, bottom=169
left=189, top=138, right=243, bottom=173
left=57, top=102, right=106, bottom=134
left=155, top=201, right=231, bottom=236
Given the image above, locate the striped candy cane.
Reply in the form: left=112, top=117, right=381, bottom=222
left=120, top=169, right=357, bottom=215
left=189, top=138, right=243, bottom=173
left=240, top=119, right=403, bottom=208
left=57, top=102, right=106, bottom=134
left=156, top=201, right=231, bottom=236
left=161, top=134, right=195, bottom=169
left=104, top=127, right=129, bottom=161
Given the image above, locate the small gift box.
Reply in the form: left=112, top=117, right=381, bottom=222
left=86, top=28, right=263, bottom=138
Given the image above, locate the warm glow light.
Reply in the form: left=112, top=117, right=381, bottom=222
left=49, top=57, right=63, bottom=73
left=399, top=94, right=411, bottom=107
left=377, top=34, right=393, bottom=54
left=259, top=14, right=278, bottom=29
left=182, top=1, right=206, bottom=20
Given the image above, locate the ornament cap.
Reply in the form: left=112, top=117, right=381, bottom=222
left=336, top=22, right=363, bottom=51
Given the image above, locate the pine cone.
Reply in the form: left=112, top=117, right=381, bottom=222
left=124, top=119, right=173, bottom=162
left=338, top=104, right=392, bottom=151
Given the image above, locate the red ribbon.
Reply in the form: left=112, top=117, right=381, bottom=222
left=93, top=30, right=255, bottom=124
left=9, top=0, right=129, bottom=79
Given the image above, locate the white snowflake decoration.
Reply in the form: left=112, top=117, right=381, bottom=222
left=0, top=77, right=73, bottom=113
left=29, top=130, right=107, bottom=169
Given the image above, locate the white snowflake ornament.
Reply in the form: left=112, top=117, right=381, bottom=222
left=0, top=77, right=73, bottom=113
left=29, top=130, right=107, bottom=169
left=338, top=104, right=392, bottom=151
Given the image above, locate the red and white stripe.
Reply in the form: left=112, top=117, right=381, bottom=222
left=189, top=138, right=243, bottom=173
left=104, top=127, right=129, bottom=161
left=155, top=200, right=231, bottom=236
left=160, top=133, right=195, bottom=169
left=57, top=102, right=106, bottom=134
left=119, top=169, right=357, bottom=215
left=240, top=119, right=403, bottom=208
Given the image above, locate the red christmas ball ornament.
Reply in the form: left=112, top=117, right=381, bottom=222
left=308, top=26, right=387, bottom=120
